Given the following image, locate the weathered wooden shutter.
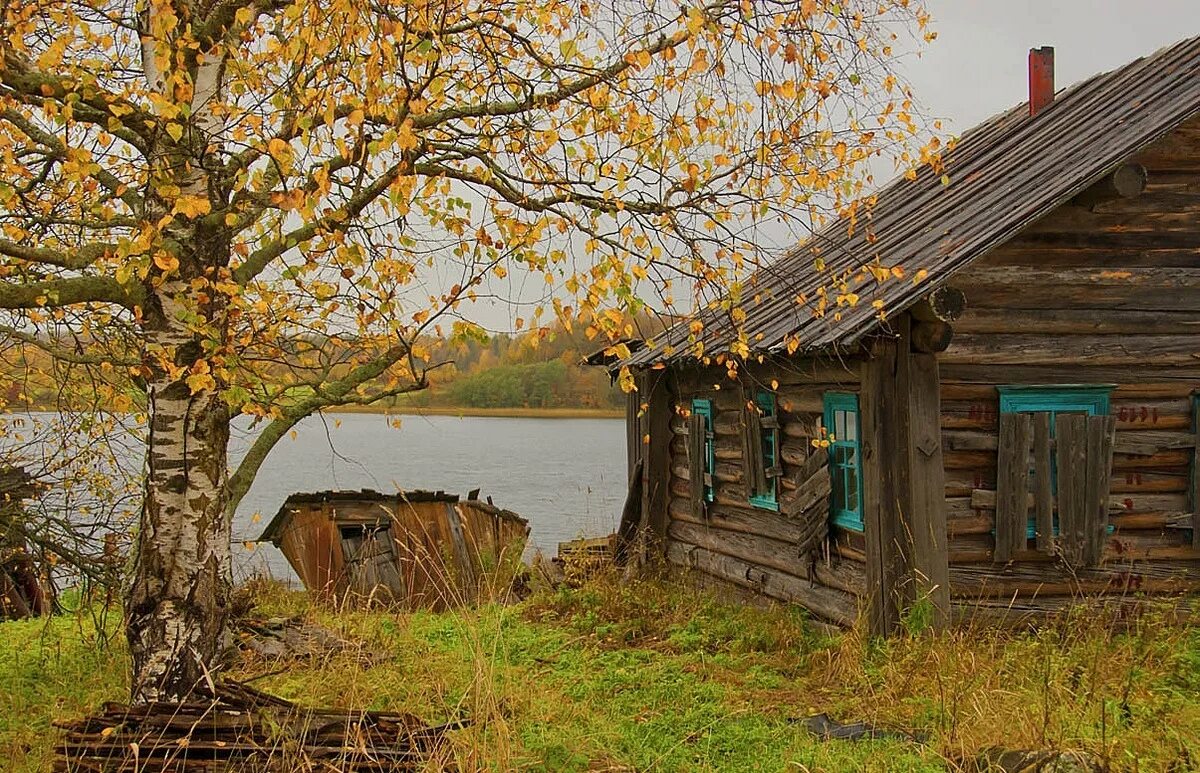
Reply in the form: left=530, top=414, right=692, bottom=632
left=743, top=405, right=767, bottom=496
left=687, top=412, right=708, bottom=519
left=762, top=411, right=782, bottom=481
left=1057, top=414, right=1115, bottom=566
left=994, top=413, right=1033, bottom=563
left=1031, top=412, right=1054, bottom=553
left=782, top=448, right=831, bottom=561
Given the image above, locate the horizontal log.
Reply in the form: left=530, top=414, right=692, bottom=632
left=668, top=495, right=827, bottom=546
left=970, top=488, right=1186, bottom=514
left=941, top=334, right=1200, bottom=366
left=665, top=540, right=859, bottom=627
left=779, top=441, right=814, bottom=467
left=948, top=528, right=1199, bottom=564
left=669, top=519, right=806, bottom=578
left=775, top=391, right=827, bottom=415
left=942, top=363, right=1200, bottom=384
left=940, top=384, right=1195, bottom=400
left=951, top=595, right=1199, bottom=629
left=953, top=308, right=1200, bottom=336
left=944, top=438, right=1189, bottom=470
left=950, top=562, right=1200, bottom=600
left=955, top=267, right=1200, bottom=311
left=985, top=245, right=1200, bottom=269
left=945, top=510, right=1194, bottom=537
left=941, top=399, right=1191, bottom=432
left=813, top=559, right=867, bottom=596
left=670, top=458, right=742, bottom=485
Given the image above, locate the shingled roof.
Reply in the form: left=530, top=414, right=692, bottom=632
left=624, top=35, right=1200, bottom=368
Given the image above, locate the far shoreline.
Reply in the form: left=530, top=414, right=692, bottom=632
left=322, top=405, right=623, bottom=419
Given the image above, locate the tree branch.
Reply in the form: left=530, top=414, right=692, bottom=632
left=0, top=276, right=143, bottom=310
left=224, top=343, right=426, bottom=513
left=0, top=239, right=117, bottom=271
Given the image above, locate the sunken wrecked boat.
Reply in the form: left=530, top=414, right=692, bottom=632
left=257, top=489, right=529, bottom=610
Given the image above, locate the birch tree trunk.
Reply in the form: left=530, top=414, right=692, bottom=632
left=126, top=323, right=232, bottom=701
left=124, top=29, right=235, bottom=702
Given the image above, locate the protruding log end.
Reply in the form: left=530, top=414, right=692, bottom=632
left=911, top=287, right=966, bottom=323
left=1072, top=163, right=1147, bottom=210
left=910, top=320, right=954, bottom=353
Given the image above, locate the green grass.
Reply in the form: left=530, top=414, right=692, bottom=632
left=3, top=577, right=1199, bottom=771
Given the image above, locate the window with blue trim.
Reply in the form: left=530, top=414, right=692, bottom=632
left=997, top=385, right=1114, bottom=537
left=749, top=390, right=780, bottom=511
left=824, top=392, right=863, bottom=531
left=692, top=399, right=715, bottom=502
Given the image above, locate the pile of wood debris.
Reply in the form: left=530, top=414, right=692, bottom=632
left=0, top=466, right=52, bottom=620
left=54, top=681, right=463, bottom=771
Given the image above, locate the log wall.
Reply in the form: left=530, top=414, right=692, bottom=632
left=660, top=358, right=865, bottom=626
left=938, top=116, right=1200, bottom=621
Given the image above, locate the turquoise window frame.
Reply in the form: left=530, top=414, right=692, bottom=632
left=749, top=390, right=780, bottom=511
left=996, top=384, right=1114, bottom=538
left=824, top=392, right=864, bottom=532
left=692, top=398, right=715, bottom=503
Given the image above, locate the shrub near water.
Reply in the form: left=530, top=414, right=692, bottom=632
left=2, top=578, right=1199, bottom=771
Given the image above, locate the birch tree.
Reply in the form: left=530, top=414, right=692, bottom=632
left=0, top=0, right=935, bottom=701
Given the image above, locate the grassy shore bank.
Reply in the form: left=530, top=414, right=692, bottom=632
left=3, top=577, right=1198, bottom=771
left=324, top=405, right=622, bottom=419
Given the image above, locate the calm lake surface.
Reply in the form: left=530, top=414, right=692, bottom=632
left=229, top=414, right=625, bottom=580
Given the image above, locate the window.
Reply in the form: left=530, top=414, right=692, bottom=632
left=692, top=398, right=715, bottom=503
left=997, top=385, right=1113, bottom=537
left=824, top=392, right=863, bottom=531
left=749, top=390, right=780, bottom=511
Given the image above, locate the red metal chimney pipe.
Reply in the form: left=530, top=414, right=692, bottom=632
left=1029, top=46, right=1055, bottom=116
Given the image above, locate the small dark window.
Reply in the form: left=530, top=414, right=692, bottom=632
left=749, top=390, right=780, bottom=511
left=692, top=399, right=715, bottom=503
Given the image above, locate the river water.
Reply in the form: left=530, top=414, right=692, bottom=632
left=229, top=413, right=625, bottom=580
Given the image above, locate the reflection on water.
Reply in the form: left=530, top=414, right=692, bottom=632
left=230, top=413, right=625, bottom=580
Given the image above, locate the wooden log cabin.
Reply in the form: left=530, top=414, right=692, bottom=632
left=614, top=40, right=1200, bottom=633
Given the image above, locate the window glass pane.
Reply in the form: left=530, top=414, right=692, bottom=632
left=831, top=469, right=846, bottom=512
left=835, top=410, right=847, bottom=439
left=845, top=466, right=859, bottom=512
left=844, top=412, right=856, bottom=442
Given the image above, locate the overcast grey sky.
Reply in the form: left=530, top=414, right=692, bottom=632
left=905, top=1, right=1200, bottom=133
left=471, top=3, right=1200, bottom=334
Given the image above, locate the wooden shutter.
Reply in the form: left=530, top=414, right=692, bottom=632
left=1031, top=412, right=1054, bottom=553
left=1082, top=415, right=1116, bottom=566
left=687, top=412, right=708, bottom=519
left=743, top=405, right=767, bottom=496
left=994, top=412, right=1033, bottom=563
left=1056, top=414, right=1115, bottom=567
left=782, top=448, right=831, bottom=561
left=762, top=412, right=782, bottom=480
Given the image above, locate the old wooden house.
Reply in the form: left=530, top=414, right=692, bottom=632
left=258, top=489, right=529, bottom=610
left=615, top=40, right=1200, bottom=633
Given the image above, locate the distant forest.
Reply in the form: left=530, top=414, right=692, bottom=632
left=1, top=319, right=654, bottom=414
left=394, top=324, right=627, bottom=411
